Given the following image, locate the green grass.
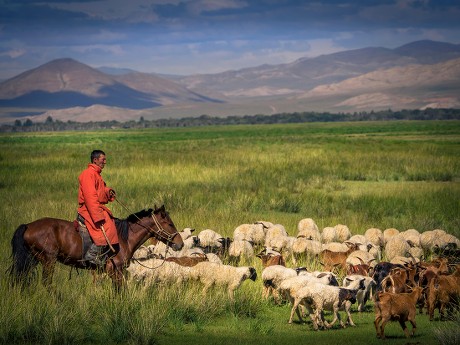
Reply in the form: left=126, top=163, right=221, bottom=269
left=0, top=120, right=459, bottom=344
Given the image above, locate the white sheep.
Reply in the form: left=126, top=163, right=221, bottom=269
left=346, top=250, right=377, bottom=267
left=132, top=245, right=154, bottom=260
left=197, top=229, right=224, bottom=247
left=383, top=228, right=400, bottom=245
left=292, top=237, right=323, bottom=264
left=261, top=264, right=307, bottom=301
left=228, top=239, right=254, bottom=265
left=289, top=278, right=365, bottom=330
left=126, top=258, right=192, bottom=286
left=384, top=234, right=410, bottom=261
left=400, top=229, right=421, bottom=248
left=179, top=227, right=195, bottom=240
left=322, top=242, right=349, bottom=252
left=264, top=224, right=288, bottom=247
left=321, top=227, right=337, bottom=243
left=342, top=274, right=376, bottom=312
left=297, top=218, right=321, bottom=241
left=205, top=252, right=223, bottom=264
left=364, top=228, right=384, bottom=248
left=190, top=261, right=257, bottom=299
left=347, top=234, right=366, bottom=246
left=334, top=224, right=351, bottom=242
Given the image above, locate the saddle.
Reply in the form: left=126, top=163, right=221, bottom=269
left=76, top=214, right=95, bottom=260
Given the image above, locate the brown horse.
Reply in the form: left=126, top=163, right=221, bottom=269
left=9, top=205, right=183, bottom=290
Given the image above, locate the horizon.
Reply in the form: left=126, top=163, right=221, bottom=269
left=1, top=1, right=460, bottom=80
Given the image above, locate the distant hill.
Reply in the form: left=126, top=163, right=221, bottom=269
left=1, top=40, right=460, bottom=124
left=0, top=58, right=221, bottom=111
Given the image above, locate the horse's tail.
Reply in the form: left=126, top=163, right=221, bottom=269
left=9, top=224, right=37, bottom=286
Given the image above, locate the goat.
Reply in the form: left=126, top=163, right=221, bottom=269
left=320, top=242, right=359, bottom=272
left=426, top=265, right=460, bottom=321
left=256, top=252, right=286, bottom=268
left=374, top=286, right=424, bottom=339
left=164, top=252, right=209, bottom=267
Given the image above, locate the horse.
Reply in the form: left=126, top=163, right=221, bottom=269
left=9, top=204, right=183, bottom=291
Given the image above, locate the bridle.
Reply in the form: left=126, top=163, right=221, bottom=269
left=114, top=198, right=179, bottom=246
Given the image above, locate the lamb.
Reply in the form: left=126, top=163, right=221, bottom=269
left=261, top=264, right=307, bottom=301
left=190, top=261, right=257, bottom=299
left=374, top=286, right=424, bottom=339
left=343, top=274, right=376, bottom=312
left=289, top=278, right=366, bottom=330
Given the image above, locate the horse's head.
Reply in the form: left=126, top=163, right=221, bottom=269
left=152, top=205, right=184, bottom=251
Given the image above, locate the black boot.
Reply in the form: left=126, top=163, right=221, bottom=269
left=84, top=243, right=104, bottom=266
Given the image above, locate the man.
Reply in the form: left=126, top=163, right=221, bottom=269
left=77, top=150, right=118, bottom=265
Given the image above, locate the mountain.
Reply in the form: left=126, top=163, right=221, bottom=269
left=1, top=40, right=460, bottom=124
left=177, top=40, right=460, bottom=98
left=0, top=58, right=220, bottom=111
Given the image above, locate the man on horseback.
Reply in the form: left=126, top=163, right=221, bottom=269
left=77, top=150, right=118, bottom=266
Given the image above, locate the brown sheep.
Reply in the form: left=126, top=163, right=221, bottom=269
left=374, top=286, right=424, bottom=339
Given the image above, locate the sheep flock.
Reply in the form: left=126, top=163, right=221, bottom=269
left=127, top=218, right=460, bottom=336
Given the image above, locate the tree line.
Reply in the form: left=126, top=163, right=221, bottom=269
left=1, top=108, right=459, bottom=132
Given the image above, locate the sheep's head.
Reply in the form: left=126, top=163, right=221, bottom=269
left=248, top=267, right=257, bottom=281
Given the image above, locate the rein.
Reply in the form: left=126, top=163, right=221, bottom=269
left=114, top=197, right=179, bottom=244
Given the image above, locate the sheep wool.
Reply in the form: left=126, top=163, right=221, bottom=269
left=198, top=229, right=224, bottom=247
left=190, top=261, right=257, bottom=299
left=322, top=242, right=349, bottom=252
left=321, top=226, right=337, bottom=243
left=297, top=218, right=321, bottom=241
left=400, top=229, right=421, bottom=247
left=383, top=228, right=400, bottom=245
left=334, top=224, right=351, bottom=242
left=385, top=234, right=410, bottom=261
left=364, top=228, right=384, bottom=248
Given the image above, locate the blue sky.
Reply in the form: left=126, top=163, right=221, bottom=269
left=1, top=0, right=460, bottom=80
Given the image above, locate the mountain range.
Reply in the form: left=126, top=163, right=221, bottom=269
left=1, top=40, right=459, bottom=123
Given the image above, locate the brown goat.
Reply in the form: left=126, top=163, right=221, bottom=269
left=256, top=253, right=286, bottom=268
left=320, top=242, right=359, bottom=272
left=426, top=265, right=460, bottom=321
left=380, top=264, right=418, bottom=294
left=164, top=253, right=208, bottom=267
left=374, top=286, right=424, bottom=339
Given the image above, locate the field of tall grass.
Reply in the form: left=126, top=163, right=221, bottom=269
left=0, top=120, right=459, bottom=345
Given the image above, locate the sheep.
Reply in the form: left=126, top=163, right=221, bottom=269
left=261, top=264, right=307, bottom=301
left=365, top=228, right=384, bottom=248
left=228, top=239, right=254, bottom=265
left=400, top=229, right=421, bottom=248
left=278, top=273, right=339, bottom=324
left=374, top=286, right=424, bottom=339
left=297, top=218, right=321, bottom=241
left=346, top=250, right=376, bottom=272
left=234, top=221, right=269, bottom=245
left=334, top=224, right=351, bottom=242
left=292, top=237, right=323, bottom=263
left=289, top=278, right=366, bottom=330
left=264, top=224, right=288, bottom=247
left=321, top=226, right=336, bottom=243
left=343, top=274, right=376, bottom=312
left=197, top=228, right=225, bottom=251
left=384, top=234, right=410, bottom=261
left=347, top=234, right=366, bottom=246
left=179, top=227, right=195, bottom=241
left=190, top=261, right=257, bottom=299
left=322, top=242, right=349, bottom=252
left=383, top=228, right=400, bottom=245
left=126, top=258, right=192, bottom=286
left=205, top=252, right=223, bottom=264
left=132, top=245, right=154, bottom=260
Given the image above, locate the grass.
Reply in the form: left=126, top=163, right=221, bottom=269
left=0, top=120, right=459, bottom=344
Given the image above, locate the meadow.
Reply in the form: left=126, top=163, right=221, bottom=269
left=0, top=120, right=459, bottom=345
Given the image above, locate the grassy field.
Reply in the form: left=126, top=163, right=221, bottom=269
left=0, top=120, right=459, bottom=345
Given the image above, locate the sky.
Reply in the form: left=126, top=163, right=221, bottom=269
left=1, top=0, right=460, bottom=80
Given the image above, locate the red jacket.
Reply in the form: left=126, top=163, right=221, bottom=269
left=78, top=163, right=118, bottom=246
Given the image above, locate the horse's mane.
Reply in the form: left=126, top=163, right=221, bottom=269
left=114, top=209, right=153, bottom=241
